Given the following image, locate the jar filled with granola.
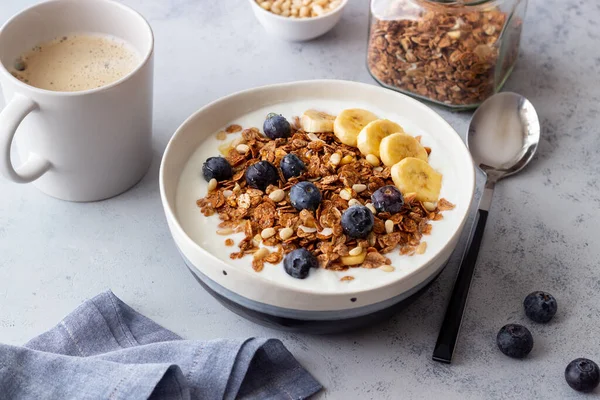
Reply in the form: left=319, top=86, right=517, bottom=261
left=367, top=0, right=527, bottom=109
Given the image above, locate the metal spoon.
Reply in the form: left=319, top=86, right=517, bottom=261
left=432, top=92, right=540, bottom=364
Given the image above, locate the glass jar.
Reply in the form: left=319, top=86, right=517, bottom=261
left=367, top=0, right=527, bottom=109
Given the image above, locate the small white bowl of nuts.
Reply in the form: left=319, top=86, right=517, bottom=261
left=249, top=0, right=348, bottom=42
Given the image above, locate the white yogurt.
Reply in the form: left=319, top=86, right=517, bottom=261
left=175, top=100, right=462, bottom=293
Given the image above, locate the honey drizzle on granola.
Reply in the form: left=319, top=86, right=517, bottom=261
left=197, top=121, right=455, bottom=273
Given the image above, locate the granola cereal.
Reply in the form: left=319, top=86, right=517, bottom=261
left=196, top=109, right=455, bottom=279
left=367, top=0, right=523, bottom=107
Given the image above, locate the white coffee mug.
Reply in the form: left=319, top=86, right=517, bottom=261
left=0, top=0, right=154, bottom=201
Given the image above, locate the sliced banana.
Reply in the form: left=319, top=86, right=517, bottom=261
left=380, top=133, right=428, bottom=167
left=333, top=109, right=379, bottom=147
left=301, top=109, right=336, bottom=133
left=391, top=157, right=442, bottom=203
left=356, top=119, right=404, bottom=157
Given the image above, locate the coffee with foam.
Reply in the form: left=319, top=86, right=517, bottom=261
left=11, top=33, right=140, bottom=92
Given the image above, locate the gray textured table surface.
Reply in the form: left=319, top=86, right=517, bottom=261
left=1, top=0, right=598, bottom=398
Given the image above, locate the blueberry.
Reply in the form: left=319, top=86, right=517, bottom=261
left=245, top=161, right=279, bottom=191
left=523, top=291, right=557, bottom=323
left=290, top=181, right=322, bottom=211
left=565, top=358, right=600, bottom=392
left=263, top=114, right=291, bottom=139
left=284, top=248, right=318, bottom=279
left=371, top=185, right=404, bottom=214
left=496, top=324, right=534, bottom=359
left=280, top=154, right=306, bottom=180
left=341, top=205, right=374, bottom=239
left=202, top=157, right=232, bottom=182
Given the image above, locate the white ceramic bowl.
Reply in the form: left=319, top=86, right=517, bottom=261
left=248, top=0, right=348, bottom=42
left=160, top=80, right=475, bottom=332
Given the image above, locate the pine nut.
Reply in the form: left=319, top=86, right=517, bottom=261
left=233, top=183, right=241, bottom=193
left=260, top=1, right=272, bottom=10
left=269, top=189, right=285, bottom=202
left=366, top=154, right=380, bottom=167
left=349, top=246, right=363, bottom=256
left=236, top=144, right=250, bottom=154
left=380, top=265, right=395, bottom=272
left=231, top=136, right=246, bottom=148
left=340, top=155, right=354, bottom=165
left=348, top=199, right=361, bottom=207
left=299, top=5, right=309, bottom=17
left=366, top=203, right=377, bottom=214
left=340, top=188, right=353, bottom=201
left=330, top=152, right=341, bottom=166
left=254, top=248, right=269, bottom=260
left=352, top=184, right=367, bottom=193
left=223, top=190, right=233, bottom=198
left=385, top=219, right=394, bottom=234
left=279, top=227, right=294, bottom=240
left=416, top=242, right=427, bottom=254
left=423, top=202, right=437, bottom=212
left=373, top=166, right=384, bottom=172
left=261, top=227, right=276, bottom=239
left=217, top=228, right=234, bottom=235
left=208, top=178, right=217, bottom=192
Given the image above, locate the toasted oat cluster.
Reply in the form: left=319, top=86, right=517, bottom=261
left=197, top=110, right=454, bottom=280
left=367, top=3, right=521, bottom=106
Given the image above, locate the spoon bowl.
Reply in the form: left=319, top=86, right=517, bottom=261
left=467, top=92, right=540, bottom=182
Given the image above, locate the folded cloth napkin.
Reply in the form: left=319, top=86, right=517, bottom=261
left=0, top=291, right=322, bottom=400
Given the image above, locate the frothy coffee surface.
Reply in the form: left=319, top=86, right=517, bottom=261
left=12, top=34, right=140, bottom=92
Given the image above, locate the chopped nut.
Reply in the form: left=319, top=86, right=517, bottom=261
left=423, top=202, right=437, bottom=212
left=330, top=152, right=341, bottom=166
left=385, top=219, right=394, bottom=234
left=269, top=189, right=285, bottom=202
left=348, top=199, right=361, bottom=207
left=225, top=238, right=235, bottom=246
left=279, top=227, right=294, bottom=240
left=352, top=184, right=367, bottom=193
left=261, top=227, right=276, bottom=239
left=208, top=178, right=217, bottom=192
left=253, top=247, right=269, bottom=260
left=339, top=188, right=353, bottom=201
left=349, top=246, right=363, bottom=256
left=366, top=154, right=380, bottom=167
left=236, top=144, right=250, bottom=154
left=366, top=203, right=377, bottom=214
left=341, top=252, right=366, bottom=266
left=340, top=276, right=354, bottom=282
left=340, top=155, right=354, bottom=165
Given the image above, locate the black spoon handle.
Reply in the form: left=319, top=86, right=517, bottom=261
left=432, top=208, right=489, bottom=364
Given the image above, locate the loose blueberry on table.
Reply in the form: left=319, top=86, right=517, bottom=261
left=523, top=291, right=557, bottom=323
left=496, top=324, right=534, bottom=359
left=371, top=185, right=404, bottom=213
left=290, top=181, right=322, bottom=211
left=202, top=156, right=233, bottom=182
left=284, top=248, right=319, bottom=279
left=245, top=160, right=280, bottom=191
left=565, top=358, right=600, bottom=392
left=263, top=113, right=291, bottom=139
left=280, top=153, right=306, bottom=180
left=341, top=205, right=375, bottom=239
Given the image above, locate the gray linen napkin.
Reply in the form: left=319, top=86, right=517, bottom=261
left=0, top=290, right=322, bottom=399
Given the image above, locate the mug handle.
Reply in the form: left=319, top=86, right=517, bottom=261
left=0, top=94, right=50, bottom=183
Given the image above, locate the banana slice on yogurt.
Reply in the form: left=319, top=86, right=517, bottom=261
left=379, top=132, right=428, bottom=167
left=356, top=119, right=404, bottom=157
left=391, top=157, right=442, bottom=203
left=333, top=108, right=379, bottom=147
left=301, top=109, right=336, bottom=133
